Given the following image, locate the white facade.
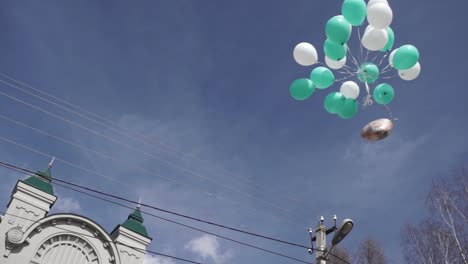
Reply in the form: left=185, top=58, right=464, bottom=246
left=0, top=174, right=152, bottom=264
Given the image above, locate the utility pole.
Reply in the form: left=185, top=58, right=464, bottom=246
left=315, top=216, right=327, bottom=264
left=308, top=215, right=354, bottom=264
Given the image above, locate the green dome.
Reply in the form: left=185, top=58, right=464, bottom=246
left=23, top=166, right=54, bottom=195
left=121, top=207, right=150, bottom=238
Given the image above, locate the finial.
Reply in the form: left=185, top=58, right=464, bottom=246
left=137, top=196, right=142, bottom=209
left=48, top=157, right=56, bottom=168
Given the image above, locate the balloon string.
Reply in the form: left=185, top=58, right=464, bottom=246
left=381, top=68, right=395, bottom=74
left=337, top=71, right=351, bottom=75
left=364, top=49, right=370, bottom=63
left=358, top=27, right=363, bottom=64
left=378, top=52, right=389, bottom=67
left=362, top=94, right=373, bottom=108
left=336, top=75, right=355, bottom=83
left=380, top=68, right=393, bottom=76
left=370, top=53, right=380, bottom=64
left=365, top=82, right=370, bottom=95
left=381, top=63, right=391, bottom=72
left=340, top=66, right=355, bottom=76
left=383, top=104, right=395, bottom=121
left=342, top=64, right=354, bottom=71
left=347, top=46, right=360, bottom=68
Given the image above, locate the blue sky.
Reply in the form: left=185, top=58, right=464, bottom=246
left=0, top=0, right=467, bottom=263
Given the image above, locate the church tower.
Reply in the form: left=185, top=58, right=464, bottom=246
left=0, top=158, right=57, bottom=258
left=111, top=201, right=152, bottom=264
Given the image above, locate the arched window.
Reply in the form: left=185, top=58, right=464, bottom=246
left=30, top=234, right=100, bottom=264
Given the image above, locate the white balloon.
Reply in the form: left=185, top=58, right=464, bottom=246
left=340, top=81, right=360, bottom=99
left=367, top=0, right=388, bottom=8
left=361, top=25, right=388, bottom=51
left=325, top=56, right=347, bottom=69
left=398, top=62, right=421, bottom=81
left=389, top=48, right=398, bottom=67
left=367, top=2, right=393, bottom=29
left=293, top=42, right=318, bottom=66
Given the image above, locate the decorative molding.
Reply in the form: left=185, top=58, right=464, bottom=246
left=7, top=206, right=40, bottom=226
left=4, top=227, right=25, bottom=258
left=7, top=227, right=24, bottom=244
left=120, top=249, right=140, bottom=259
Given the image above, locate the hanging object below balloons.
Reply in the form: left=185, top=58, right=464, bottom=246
left=361, top=118, right=393, bottom=141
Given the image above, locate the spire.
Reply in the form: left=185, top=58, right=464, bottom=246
left=120, top=199, right=149, bottom=238
left=48, top=157, right=55, bottom=168
left=137, top=196, right=142, bottom=209
left=22, top=158, right=55, bottom=195
left=38, top=156, right=55, bottom=179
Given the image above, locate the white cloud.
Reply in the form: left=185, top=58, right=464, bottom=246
left=185, top=234, right=233, bottom=264
left=54, top=197, right=81, bottom=213
left=143, top=254, right=175, bottom=264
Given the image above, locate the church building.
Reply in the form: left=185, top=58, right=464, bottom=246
left=0, top=161, right=152, bottom=264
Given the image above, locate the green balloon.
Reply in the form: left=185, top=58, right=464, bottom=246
left=373, top=83, right=395, bottom=104
left=357, top=62, right=380, bottom=83
left=290, top=78, right=315, bottom=101
left=324, top=39, right=348, bottom=61
left=324, top=92, right=346, bottom=114
left=393, top=45, right=419, bottom=70
left=310, top=67, right=335, bottom=89
left=380, top=27, right=395, bottom=52
left=337, top=98, right=358, bottom=119
left=342, top=0, right=367, bottom=26
left=325, top=15, right=352, bottom=44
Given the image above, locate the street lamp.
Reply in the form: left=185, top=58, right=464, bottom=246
left=308, top=216, right=354, bottom=264
left=332, top=218, right=353, bottom=245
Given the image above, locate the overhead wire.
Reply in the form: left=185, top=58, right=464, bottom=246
left=0, top=210, right=202, bottom=264
left=0, top=135, right=126, bottom=185
left=0, top=160, right=309, bottom=250
left=0, top=117, right=300, bottom=226
left=0, top=73, right=309, bottom=210
left=326, top=247, right=352, bottom=264
left=0, top=161, right=352, bottom=264
left=0, top=84, right=301, bottom=220
left=0, top=76, right=353, bottom=264
left=0, top=161, right=315, bottom=264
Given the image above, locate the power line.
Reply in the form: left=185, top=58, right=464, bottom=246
left=0, top=133, right=300, bottom=228
left=0, top=114, right=187, bottom=184
left=0, top=112, right=351, bottom=264
left=0, top=161, right=314, bottom=264
left=0, top=85, right=300, bottom=220
left=1, top=161, right=351, bottom=264
left=0, top=73, right=311, bottom=213
left=327, top=249, right=352, bottom=264
left=55, top=181, right=314, bottom=264
left=333, top=254, right=351, bottom=264
left=0, top=77, right=352, bottom=264
left=0, top=135, right=126, bottom=185
left=0, top=160, right=309, bottom=250
left=0, top=210, right=202, bottom=264
left=0, top=76, right=284, bottom=203
left=0, top=113, right=298, bottom=227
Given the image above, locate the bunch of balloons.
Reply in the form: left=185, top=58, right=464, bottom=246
left=290, top=0, right=421, bottom=119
